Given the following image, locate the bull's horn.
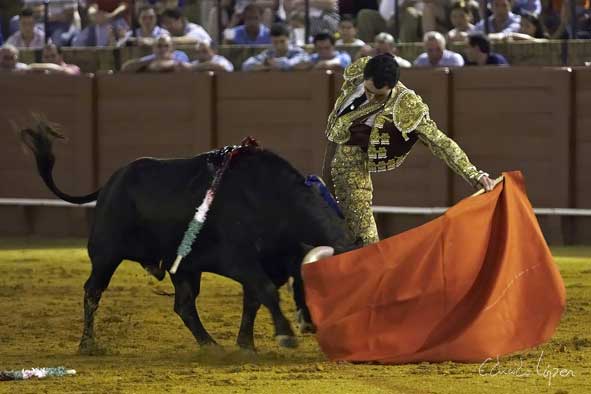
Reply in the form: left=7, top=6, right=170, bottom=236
left=302, top=246, right=334, bottom=265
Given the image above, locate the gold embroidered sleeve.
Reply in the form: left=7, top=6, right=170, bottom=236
left=415, top=114, right=483, bottom=187
left=326, top=117, right=351, bottom=144
left=392, top=89, right=428, bottom=140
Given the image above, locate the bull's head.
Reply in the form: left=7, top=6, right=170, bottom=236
left=295, top=175, right=361, bottom=257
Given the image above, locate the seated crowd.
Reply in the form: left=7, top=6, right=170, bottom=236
left=0, top=0, right=583, bottom=73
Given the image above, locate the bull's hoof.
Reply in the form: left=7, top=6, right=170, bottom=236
left=200, top=341, right=224, bottom=352
left=276, top=335, right=298, bottom=348
left=78, top=338, right=106, bottom=356
left=296, top=309, right=316, bottom=334
left=236, top=346, right=257, bottom=356
left=236, top=340, right=256, bottom=352
left=197, top=342, right=226, bottom=359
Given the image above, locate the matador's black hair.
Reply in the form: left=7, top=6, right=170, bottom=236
left=363, top=54, right=400, bottom=89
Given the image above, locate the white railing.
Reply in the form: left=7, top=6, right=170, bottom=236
left=0, top=198, right=95, bottom=208
left=373, top=205, right=591, bottom=216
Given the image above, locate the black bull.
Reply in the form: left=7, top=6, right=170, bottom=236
left=21, top=122, right=359, bottom=353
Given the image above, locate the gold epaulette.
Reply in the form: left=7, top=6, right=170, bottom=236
left=343, top=56, right=370, bottom=83
left=391, top=88, right=428, bottom=140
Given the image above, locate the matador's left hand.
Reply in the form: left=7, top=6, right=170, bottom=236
left=478, top=175, right=495, bottom=192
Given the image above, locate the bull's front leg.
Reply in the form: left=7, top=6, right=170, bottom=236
left=171, top=271, right=218, bottom=347
left=291, top=273, right=316, bottom=334
left=224, top=263, right=298, bottom=349
left=236, top=286, right=261, bottom=350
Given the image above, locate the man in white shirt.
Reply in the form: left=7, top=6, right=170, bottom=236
left=0, top=44, right=30, bottom=72
left=191, top=42, right=234, bottom=72
left=355, top=32, right=412, bottom=68
left=6, top=8, right=45, bottom=49
left=374, top=32, right=412, bottom=67
left=160, top=8, right=212, bottom=46
left=414, top=31, right=464, bottom=67
left=335, top=14, right=365, bottom=46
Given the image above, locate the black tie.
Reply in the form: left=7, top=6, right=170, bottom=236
left=338, top=93, right=367, bottom=117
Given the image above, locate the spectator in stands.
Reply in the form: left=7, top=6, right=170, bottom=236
left=474, top=0, right=521, bottom=34
left=225, top=4, right=272, bottom=44
left=512, top=0, right=541, bottom=15
left=490, top=10, right=549, bottom=40
left=236, top=0, right=283, bottom=27
left=422, top=0, right=451, bottom=34
left=284, top=0, right=340, bottom=36
left=43, top=0, right=81, bottom=46
left=423, top=0, right=480, bottom=34
left=160, top=8, right=212, bottom=45
left=72, top=3, right=128, bottom=47
left=96, top=0, right=130, bottom=19
left=298, top=32, right=351, bottom=71
left=374, top=32, right=412, bottom=67
left=356, top=0, right=422, bottom=43
left=10, top=1, right=81, bottom=46
left=27, top=42, right=81, bottom=74
left=152, top=0, right=185, bottom=14
left=119, top=5, right=169, bottom=46
left=6, top=8, right=45, bottom=49
left=414, top=31, right=464, bottom=67
left=552, top=0, right=591, bottom=39
left=9, top=2, right=44, bottom=36
left=447, top=1, right=475, bottom=43
left=356, top=32, right=412, bottom=67
left=515, top=10, right=549, bottom=39
left=541, top=0, right=562, bottom=36
left=242, top=23, right=308, bottom=71
left=335, top=14, right=365, bottom=45
left=287, top=10, right=306, bottom=45
left=206, top=0, right=237, bottom=43
left=121, top=34, right=189, bottom=72
left=464, top=32, right=509, bottom=65
left=191, top=42, right=234, bottom=72
left=0, top=22, right=3, bottom=45
left=0, top=44, right=29, bottom=72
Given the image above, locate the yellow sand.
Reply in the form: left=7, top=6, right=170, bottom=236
left=0, top=239, right=589, bottom=394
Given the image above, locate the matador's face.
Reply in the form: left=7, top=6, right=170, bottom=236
left=363, top=79, right=392, bottom=103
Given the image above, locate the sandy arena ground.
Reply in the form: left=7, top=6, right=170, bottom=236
left=0, top=239, right=589, bottom=394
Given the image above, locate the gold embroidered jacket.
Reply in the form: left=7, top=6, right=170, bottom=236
left=326, top=56, right=484, bottom=186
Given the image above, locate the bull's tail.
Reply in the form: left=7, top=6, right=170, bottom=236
left=20, top=119, right=100, bottom=205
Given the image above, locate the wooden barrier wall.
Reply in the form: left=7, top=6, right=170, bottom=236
left=1, top=68, right=590, bottom=243
left=0, top=73, right=95, bottom=236
left=451, top=67, right=572, bottom=207
left=96, top=73, right=213, bottom=184
left=216, top=72, right=331, bottom=175
left=573, top=68, right=591, bottom=242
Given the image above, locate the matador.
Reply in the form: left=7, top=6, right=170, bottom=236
left=323, top=54, right=494, bottom=245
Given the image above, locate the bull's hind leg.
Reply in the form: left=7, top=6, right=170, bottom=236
left=79, top=256, right=121, bottom=354
left=236, top=286, right=261, bottom=350
left=171, top=272, right=218, bottom=347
